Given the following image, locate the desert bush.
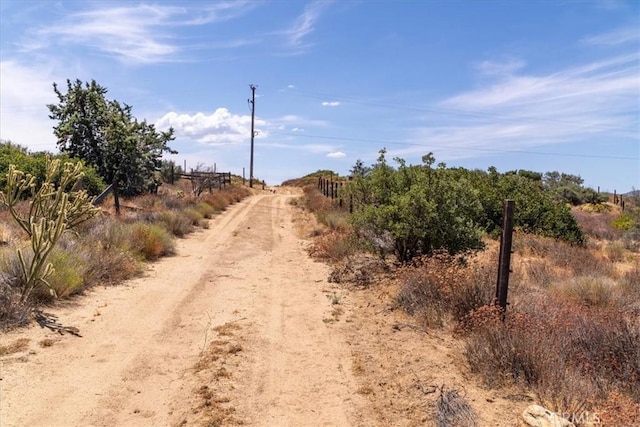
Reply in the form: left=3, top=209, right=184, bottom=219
left=200, top=193, right=229, bottom=212
left=323, top=211, right=349, bottom=231
left=435, top=386, right=477, bottom=427
left=196, top=201, right=216, bottom=219
left=611, top=214, right=635, bottom=231
left=620, top=263, right=640, bottom=300
left=303, top=184, right=334, bottom=216
left=348, top=152, right=485, bottom=262
left=622, top=230, right=640, bottom=252
left=81, top=222, right=142, bottom=286
left=0, top=283, right=31, bottom=330
left=32, top=247, right=89, bottom=300
left=514, top=233, right=614, bottom=279
left=462, top=298, right=640, bottom=412
left=572, top=209, right=622, bottom=240
left=604, top=240, right=626, bottom=262
left=129, top=223, right=175, bottom=261
left=155, top=210, right=193, bottom=237
left=596, top=391, right=640, bottom=426
left=550, top=276, right=618, bottom=309
left=183, top=208, right=205, bottom=226
left=396, top=253, right=495, bottom=327
left=308, top=228, right=361, bottom=262
left=160, top=194, right=187, bottom=210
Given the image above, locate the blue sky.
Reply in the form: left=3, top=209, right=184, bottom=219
left=1, top=1, right=638, bottom=191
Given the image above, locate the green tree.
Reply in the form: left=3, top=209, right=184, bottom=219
left=48, top=79, right=176, bottom=213
left=0, top=158, right=99, bottom=302
left=541, top=171, right=604, bottom=205
left=347, top=151, right=484, bottom=262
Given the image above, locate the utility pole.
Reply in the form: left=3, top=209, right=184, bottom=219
left=248, top=84, right=257, bottom=188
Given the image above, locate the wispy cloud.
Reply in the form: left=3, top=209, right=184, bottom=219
left=583, top=27, right=640, bottom=45
left=321, top=101, right=341, bottom=107
left=476, top=59, right=526, bottom=76
left=156, top=108, right=267, bottom=145
left=402, top=46, right=639, bottom=160
left=22, top=3, right=255, bottom=64
left=271, top=114, right=331, bottom=128
left=278, top=1, right=331, bottom=53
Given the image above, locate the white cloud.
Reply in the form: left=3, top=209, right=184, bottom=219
left=327, top=151, right=346, bottom=158
left=287, top=84, right=295, bottom=88
left=156, top=108, right=268, bottom=145
left=22, top=3, right=255, bottom=64
left=0, top=61, right=58, bottom=151
left=321, top=101, right=340, bottom=107
left=291, top=127, right=304, bottom=132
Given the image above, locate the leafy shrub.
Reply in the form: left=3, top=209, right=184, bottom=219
left=348, top=151, right=484, bottom=262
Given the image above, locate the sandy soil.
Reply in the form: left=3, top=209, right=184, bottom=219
left=0, top=189, right=524, bottom=426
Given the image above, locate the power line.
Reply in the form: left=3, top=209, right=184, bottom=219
left=269, top=131, right=639, bottom=161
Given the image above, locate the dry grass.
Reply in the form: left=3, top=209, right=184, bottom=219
left=192, top=318, right=246, bottom=426
left=435, top=386, right=477, bottom=427
left=388, top=228, right=640, bottom=423
left=396, top=252, right=495, bottom=328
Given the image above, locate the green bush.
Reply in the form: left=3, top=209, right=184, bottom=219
left=346, top=152, right=585, bottom=263
left=612, top=214, right=635, bottom=231
left=348, top=151, right=484, bottom=262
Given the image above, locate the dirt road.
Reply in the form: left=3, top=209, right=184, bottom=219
left=0, top=191, right=369, bottom=426
left=1, top=190, right=523, bottom=426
